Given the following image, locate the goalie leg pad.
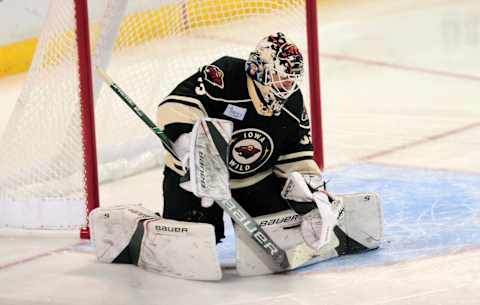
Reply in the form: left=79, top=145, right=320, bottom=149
left=335, top=192, right=384, bottom=255
left=235, top=210, right=339, bottom=276
left=89, top=205, right=159, bottom=263
left=235, top=209, right=301, bottom=276
left=235, top=194, right=383, bottom=276
left=138, top=218, right=222, bottom=281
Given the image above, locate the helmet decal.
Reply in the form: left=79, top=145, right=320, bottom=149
left=245, top=32, right=304, bottom=115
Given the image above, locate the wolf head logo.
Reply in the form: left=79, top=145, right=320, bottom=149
left=234, top=145, right=260, bottom=159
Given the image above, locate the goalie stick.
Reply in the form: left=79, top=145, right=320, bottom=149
left=96, top=67, right=179, bottom=163
left=96, top=67, right=317, bottom=271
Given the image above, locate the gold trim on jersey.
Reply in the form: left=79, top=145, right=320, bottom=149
left=247, top=77, right=273, bottom=117
left=274, top=159, right=321, bottom=178
left=158, top=95, right=205, bottom=174
left=157, top=100, right=206, bottom=129
left=161, top=95, right=208, bottom=114
left=164, top=153, right=187, bottom=176
left=230, top=169, right=273, bottom=189
left=277, top=151, right=314, bottom=162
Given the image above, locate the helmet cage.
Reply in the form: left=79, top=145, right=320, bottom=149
left=264, top=64, right=303, bottom=100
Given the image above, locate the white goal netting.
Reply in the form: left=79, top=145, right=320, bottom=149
left=0, top=0, right=311, bottom=229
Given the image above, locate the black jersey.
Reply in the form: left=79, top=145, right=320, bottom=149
left=157, top=56, right=320, bottom=189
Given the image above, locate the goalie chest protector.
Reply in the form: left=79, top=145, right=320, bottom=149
left=160, top=56, right=316, bottom=188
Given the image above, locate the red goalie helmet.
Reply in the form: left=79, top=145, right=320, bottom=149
left=246, top=32, right=304, bottom=115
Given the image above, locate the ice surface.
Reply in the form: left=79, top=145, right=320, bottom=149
left=1, top=0, right=480, bottom=304
left=216, top=163, right=480, bottom=273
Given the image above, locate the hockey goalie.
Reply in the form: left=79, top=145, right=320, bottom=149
left=89, top=32, right=384, bottom=280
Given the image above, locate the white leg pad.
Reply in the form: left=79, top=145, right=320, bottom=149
left=235, top=193, right=383, bottom=276
left=89, top=205, right=158, bottom=263
left=337, top=192, right=384, bottom=250
left=138, top=218, right=222, bottom=281
left=235, top=210, right=338, bottom=276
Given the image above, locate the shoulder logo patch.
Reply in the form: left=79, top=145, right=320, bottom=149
left=229, top=128, right=274, bottom=174
left=203, top=65, right=224, bottom=89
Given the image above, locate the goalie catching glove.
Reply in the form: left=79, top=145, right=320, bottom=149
left=173, top=118, right=234, bottom=208
left=281, top=171, right=342, bottom=250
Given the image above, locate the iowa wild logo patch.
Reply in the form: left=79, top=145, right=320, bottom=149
left=203, top=65, right=224, bottom=89
left=229, top=129, right=273, bottom=174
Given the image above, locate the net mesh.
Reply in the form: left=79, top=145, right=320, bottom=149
left=0, top=0, right=310, bottom=228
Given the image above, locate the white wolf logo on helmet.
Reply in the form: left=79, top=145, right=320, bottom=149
left=246, top=32, right=304, bottom=116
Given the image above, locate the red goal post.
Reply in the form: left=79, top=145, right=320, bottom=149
left=0, top=0, right=323, bottom=238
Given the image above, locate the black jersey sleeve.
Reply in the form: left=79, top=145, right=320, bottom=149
left=157, top=72, right=207, bottom=136
left=157, top=72, right=208, bottom=174
left=157, top=56, right=246, bottom=175
left=274, top=92, right=321, bottom=178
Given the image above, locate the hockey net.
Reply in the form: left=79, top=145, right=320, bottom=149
left=0, top=0, right=319, bottom=231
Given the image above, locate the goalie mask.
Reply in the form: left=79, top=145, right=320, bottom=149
left=246, top=32, right=304, bottom=115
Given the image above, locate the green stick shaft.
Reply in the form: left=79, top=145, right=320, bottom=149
left=96, top=66, right=180, bottom=162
